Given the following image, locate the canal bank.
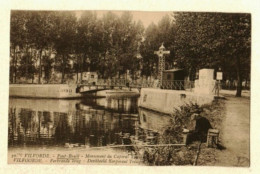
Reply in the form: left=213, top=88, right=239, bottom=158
left=139, top=88, right=215, bottom=115
left=9, top=84, right=82, bottom=98
left=9, top=84, right=140, bottom=99
left=9, top=84, right=215, bottom=115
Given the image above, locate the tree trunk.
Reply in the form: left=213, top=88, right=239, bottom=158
left=38, top=49, right=43, bottom=84
left=188, top=68, right=191, bottom=81
left=81, top=54, right=85, bottom=83
left=76, top=55, right=79, bottom=83
left=10, top=46, right=14, bottom=83
left=61, top=54, right=65, bottom=84
left=14, top=47, right=17, bottom=83
left=235, top=56, right=242, bottom=97
left=245, top=77, right=249, bottom=89
left=46, top=48, right=52, bottom=84
left=30, top=47, right=33, bottom=83
left=25, top=46, right=29, bottom=81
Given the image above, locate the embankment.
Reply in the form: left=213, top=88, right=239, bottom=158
left=9, top=84, right=82, bottom=99
left=9, top=84, right=140, bottom=99
left=139, top=88, right=215, bottom=114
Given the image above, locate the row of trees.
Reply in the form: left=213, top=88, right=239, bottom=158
left=10, top=11, right=251, bottom=96
left=140, top=12, right=250, bottom=96
left=10, top=11, right=144, bottom=84
left=173, top=12, right=251, bottom=96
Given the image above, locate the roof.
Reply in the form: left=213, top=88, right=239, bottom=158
left=163, top=68, right=184, bottom=72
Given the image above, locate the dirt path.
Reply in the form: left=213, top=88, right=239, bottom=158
left=215, top=95, right=250, bottom=167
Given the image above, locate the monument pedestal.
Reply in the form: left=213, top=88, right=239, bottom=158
left=194, top=69, right=215, bottom=95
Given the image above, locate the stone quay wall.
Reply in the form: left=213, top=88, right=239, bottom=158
left=9, top=84, right=81, bottom=99
left=139, top=88, right=215, bottom=114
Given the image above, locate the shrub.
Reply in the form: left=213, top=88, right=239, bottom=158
left=164, top=102, right=201, bottom=144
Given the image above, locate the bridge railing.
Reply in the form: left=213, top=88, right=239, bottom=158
left=129, top=80, right=159, bottom=88
left=97, top=79, right=127, bottom=86
left=161, top=80, right=194, bottom=91
left=96, top=79, right=107, bottom=86
left=110, top=79, right=127, bottom=86
left=161, top=80, right=184, bottom=90
left=80, top=79, right=194, bottom=91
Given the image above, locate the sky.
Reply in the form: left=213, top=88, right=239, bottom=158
left=75, top=10, right=172, bottom=28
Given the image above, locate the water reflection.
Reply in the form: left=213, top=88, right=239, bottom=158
left=8, top=97, right=172, bottom=148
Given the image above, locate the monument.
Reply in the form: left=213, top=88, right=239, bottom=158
left=154, top=43, right=170, bottom=87
left=194, top=69, right=216, bottom=95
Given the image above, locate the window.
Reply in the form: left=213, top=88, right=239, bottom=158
left=91, top=75, right=94, bottom=78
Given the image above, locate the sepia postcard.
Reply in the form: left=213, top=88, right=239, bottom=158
left=0, top=0, right=260, bottom=174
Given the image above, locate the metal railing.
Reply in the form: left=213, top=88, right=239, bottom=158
left=95, top=79, right=248, bottom=91
left=96, top=79, right=127, bottom=86
left=95, top=79, right=194, bottom=90
left=161, top=80, right=184, bottom=90
left=161, top=80, right=194, bottom=90
left=78, top=78, right=195, bottom=92
left=129, top=80, right=159, bottom=88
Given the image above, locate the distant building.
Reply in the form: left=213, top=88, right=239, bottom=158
left=163, top=68, right=185, bottom=81
left=162, top=68, right=186, bottom=90
left=82, top=72, right=98, bottom=85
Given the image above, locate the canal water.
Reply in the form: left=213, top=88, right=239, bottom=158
left=8, top=96, right=172, bottom=149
